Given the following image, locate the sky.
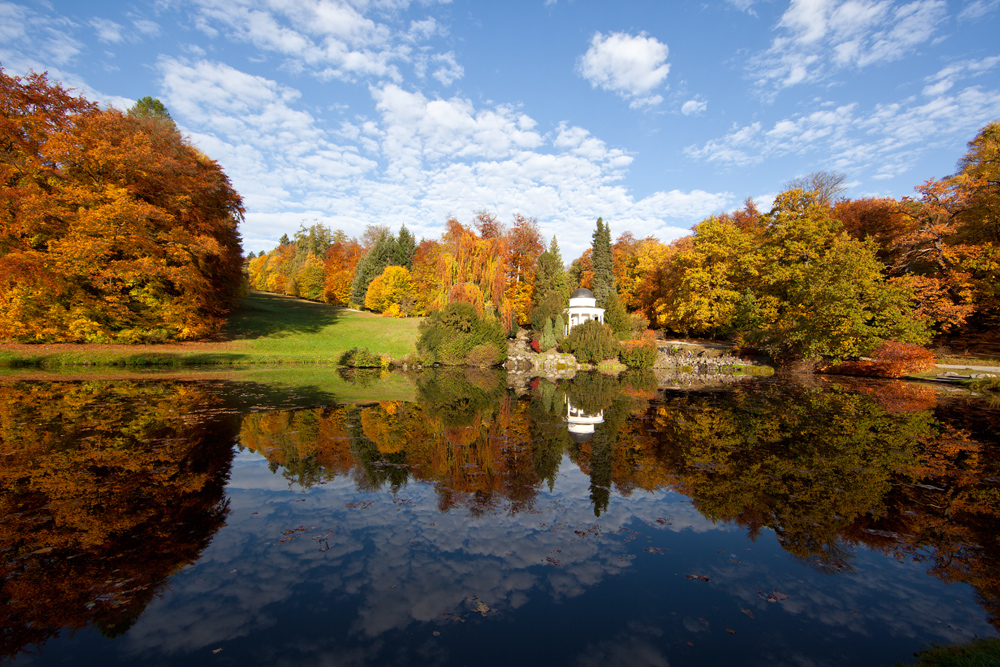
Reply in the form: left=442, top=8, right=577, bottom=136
left=2, top=0, right=999, bottom=258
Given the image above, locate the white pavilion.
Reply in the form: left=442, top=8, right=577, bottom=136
left=565, top=395, right=604, bottom=443
left=564, top=287, right=605, bottom=336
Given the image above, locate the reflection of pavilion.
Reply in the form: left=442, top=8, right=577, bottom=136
left=565, top=396, right=604, bottom=443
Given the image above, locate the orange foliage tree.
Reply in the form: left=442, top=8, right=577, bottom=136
left=503, top=214, right=544, bottom=325
left=0, top=68, right=244, bottom=342
left=0, top=381, right=236, bottom=658
left=323, top=233, right=364, bottom=305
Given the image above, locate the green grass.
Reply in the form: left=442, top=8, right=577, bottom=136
left=937, top=354, right=1000, bottom=368
left=893, top=638, right=1000, bottom=666
left=224, top=292, right=421, bottom=362
left=0, top=291, right=422, bottom=369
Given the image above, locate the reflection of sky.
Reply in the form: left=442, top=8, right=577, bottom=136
left=80, top=449, right=994, bottom=667
left=11, top=443, right=994, bottom=667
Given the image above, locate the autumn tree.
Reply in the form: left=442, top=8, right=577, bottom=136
left=365, top=265, right=414, bottom=316
left=321, top=231, right=364, bottom=305
left=0, top=68, right=244, bottom=342
left=783, top=170, right=848, bottom=208
left=657, top=216, right=759, bottom=336
left=503, top=214, right=544, bottom=325
left=748, top=190, right=930, bottom=360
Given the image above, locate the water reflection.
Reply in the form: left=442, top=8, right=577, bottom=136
left=239, top=372, right=1000, bottom=629
left=0, top=381, right=239, bottom=660
left=1, top=371, right=998, bottom=665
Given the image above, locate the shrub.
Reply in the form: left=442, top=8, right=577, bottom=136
left=466, top=343, right=502, bottom=368
left=619, top=339, right=657, bottom=369
left=562, top=320, right=621, bottom=364
left=629, top=312, right=650, bottom=336
left=823, top=341, right=936, bottom=378
left=540, top=318, right=557, bottom=351
left=417, top=302, right=507, bottom=366
left=339, top=347, right=383, bottom=368
left=554, top=314, right=566, bottom=342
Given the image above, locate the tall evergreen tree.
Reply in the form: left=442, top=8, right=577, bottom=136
left=393, top=224, right=416, bottom=269
left=350, top=231, right=395, bottom=306
left=604, top=289, right=630, bottom=338
left=591, top=217, right=615, bottom=308
left=534, top=236, right=569, bottom=303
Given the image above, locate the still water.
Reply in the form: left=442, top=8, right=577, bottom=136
left=1, top=369, right=998, bottom=666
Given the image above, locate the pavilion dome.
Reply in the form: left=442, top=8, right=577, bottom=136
left=570, top=287, right=594, bottom=299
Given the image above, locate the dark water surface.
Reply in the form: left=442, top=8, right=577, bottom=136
left=2, top=369, right=999, bottom=666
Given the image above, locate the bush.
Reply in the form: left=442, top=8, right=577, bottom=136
left=823, top=341, right=936, bottom=378
left=466, top=343, right=502, bottom=368
left=540, top=318, right=557, bottom=351
left=629, top=312, right=650, bottom=336
left=417, top=302, right=507, bottom=366
left=619, top=339, right=657, bottom=369
left=339, top=347, right=384, bottom=368
left=562, top=320, right=621, bottom=364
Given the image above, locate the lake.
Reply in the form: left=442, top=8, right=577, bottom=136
left=2, top=369, right=998, bottom=666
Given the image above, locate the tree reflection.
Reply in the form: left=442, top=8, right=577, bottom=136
left=0, top=381, right=238, bottom=660
left=238, top=370, right=1000, bottom=629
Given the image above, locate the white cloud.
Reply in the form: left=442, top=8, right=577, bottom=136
left=132, top=18, right=160, bottom=36
left=187, top=0, right=453, bottom=83
left=431, top=51, right=463, bottom=86
left=958, top=0, right=1000, bottom=20
left=0, top=2, right=83, bottom=70
left=749, top=0, right=948, bottom=93
left=685, top=80, right=1000, bottom=183
left=727, top=0, right=763, bottom=14
left=922, top=55, right=1000, bottom=97
left=576, top=31, right=670, bottom=108
left=151, top=59, right=723, bottom=256
left=89, top=17, right=124, bottom=43
left=681, top=98, right=707, bottom=116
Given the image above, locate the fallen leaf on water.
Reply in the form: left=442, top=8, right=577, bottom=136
left=686, top=642, right=694, bottom=647
left=726, top=628, right=735, bottom=635
left=741, top=608, right=754, bottom=619
left=686, top=574, right=712, bottom=582
left=212, top=648, right=223, bottom=654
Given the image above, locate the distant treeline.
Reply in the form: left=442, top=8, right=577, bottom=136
left=249, top=121, right=998, bottom=361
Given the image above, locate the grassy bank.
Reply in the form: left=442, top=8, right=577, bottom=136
left=0, top=291, right=421, bottom=369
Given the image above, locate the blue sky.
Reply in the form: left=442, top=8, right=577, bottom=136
left=2, top=0, right=998, bottom=257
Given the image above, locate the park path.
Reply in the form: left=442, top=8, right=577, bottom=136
left=936, top=364, right=1000, bottom=373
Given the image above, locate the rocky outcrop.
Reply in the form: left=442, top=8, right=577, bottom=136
left=504, top=332, right=771, bottom=389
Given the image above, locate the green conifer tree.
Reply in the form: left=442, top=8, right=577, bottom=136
left=591, top=217, right=615, bottom=308
left=541, top=318, right=556, bottom=351
left=350, top=232, right=395, bottom=306
left=604, top=289, right=630, bottom=338
left=393, top=224, right=416, bottom=269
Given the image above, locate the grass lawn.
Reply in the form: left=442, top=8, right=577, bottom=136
left=0, top=291, right=422, bottom=369
left=225, top=291, right=421, bottom=362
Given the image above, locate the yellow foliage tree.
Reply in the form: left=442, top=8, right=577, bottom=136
left=364, top=265, right=413, bottom=315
